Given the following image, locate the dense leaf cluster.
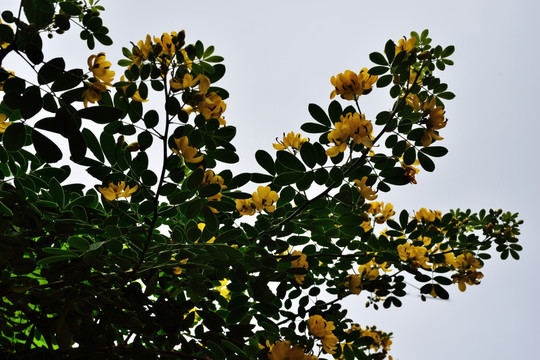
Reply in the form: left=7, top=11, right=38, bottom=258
left=0, top=2, right=522, bottom=359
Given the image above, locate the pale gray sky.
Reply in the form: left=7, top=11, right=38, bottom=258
left=3, top=0, right=539, bottom=358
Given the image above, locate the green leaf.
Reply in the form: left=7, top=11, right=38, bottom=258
left=3, top=122, right=26, bottom=151
left=77, top=106, right=123, bottom=124
left=299, top=142, right=316, bottom=168
left=420, top=146, right=448, bottom=157
left=301, top=122, right=328, bottom=134
left=0, top=200, right=13, bottom=216
left=186, top=198, right=202, bottom=219
left=82, top=128, right=104, bottom=162
left=200, top=183, right=221, bottom=198
left=49, top=177, right=64, bottom=207
left=403, top=146, right=416, bottom=165
left=376, top=74, right=393, bottom=88
left=38, top=58, right=66, bottom=85
left=212, top=149, right=239, bottom=164
left=276, top=151, right=305, bottom=172
left=0, top=24, right=14, bottom=44
left=308, top=103, right=331, bottom=126
left=68, top=236, right=90, bottom=250
left=441, top=45, right=455, bottom=58
left=369, top=52, right=388, bottom=65
left=68, top=131, right=87, bottom=163
left=368, top=66, right=389, bottom=76
left=274, top=172, right=298, bottom=186
left=51, top=69, right=83, bottom=91
left=255, top=150, right=275, bottom=175
left=20, top=86, right=42, bottom=119
left=59, top=2, right=82, bottom=15
left=384, top=39, right=396, bottom=63
left=37, top=255, right=77, bottom=266
left=437, top=91, right=455, bottom=100
left=417, top=151, right=435, bottom=172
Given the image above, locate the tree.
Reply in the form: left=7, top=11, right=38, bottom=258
left=0, top=1, right=523, bottom=359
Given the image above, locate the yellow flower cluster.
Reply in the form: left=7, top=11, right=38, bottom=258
left=267, top=340, right=318, bottom=360
left=330, top=69, right=377, bottom=100
left=326, top=112, right=373, bottom=157
left=235, top=186, right=279, bottom=216
left=353, top=177, right=378, bottom=201
left=452, top=252, right=484, bottom=292
left=367, top=201, right=396, bottom=224
left=273, top=131, right=307, bottom=151
left=83, top=52, right=115, bottom=107
left=405, top=94, right=447, bottom=147
left=308, top=315, right=339, bottom=354
left=197, top=92, right=227, bottom=126
left=414, top=208, right=442, bottom=223
left=171, top=136, right=204, bottom=164
left=290, top=250, right=309, bottom=285
left=397, top=242, right=429, bottom=269
left=97, top=181, right=138, bottom=201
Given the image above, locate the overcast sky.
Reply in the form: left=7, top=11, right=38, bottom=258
left=3, top=0, right=539, bottom=359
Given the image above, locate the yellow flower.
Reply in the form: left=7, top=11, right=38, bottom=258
left=395, top=37, right=416, bottom=54
left=291, top=250, right=309, bottom=285
left=453, top=270, right=484, bottom=292
left=345, top=274, right=362, bottom=294
left=235, top=198, right=256, bottom=216
left=325, top=122, right=350, bottom=157
left=181, top=48, right=193, bottom=69
left=131, top=34, right=152, bottom=66
left=406, top=94, right=436, bottom=112
left=216, top=279, right=230, bottom=300
left=252, top=186, right=279, bottom=213
left=197, top=92, right=226, bottom=125
left=171, top=136, right=204, bottom=163
left=397, top=242, right=429, bottom=268
left=308, top=315, right=335, bottom=338
left=273, top=131, right=308, bottom=151
left=0, top=113, right=11, bottom=133
left=98, top=181, right=138, bottom=201
left=82, top=81, right=108, bottom=107
left=421, top=106, right=446, bottom=147
left=455, top=252, right=483, bottom=272
left=88, top=52, right=115, bottom=85
left=321, top=333, right=339, bottom=354
left=170, top=73, right=210, bottom=93
left=330, top=68, right=377, bottom=100
left=154, top=32, right=176, bottom=58
left=267, top=341, right=317, bottom=360
left=196, top=223, right=216, bottom=243
left=414, top=208, right=442, bottom=222
left=341, top=112, right=373, bottom=148
left=201, top=169, right=226, bottom=189
left=173, top=258, right=188, bottom=275
left=354, top=177, right=378, bottom=201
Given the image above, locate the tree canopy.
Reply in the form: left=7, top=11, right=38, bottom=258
left=0, top=1, right=523, bottom=359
